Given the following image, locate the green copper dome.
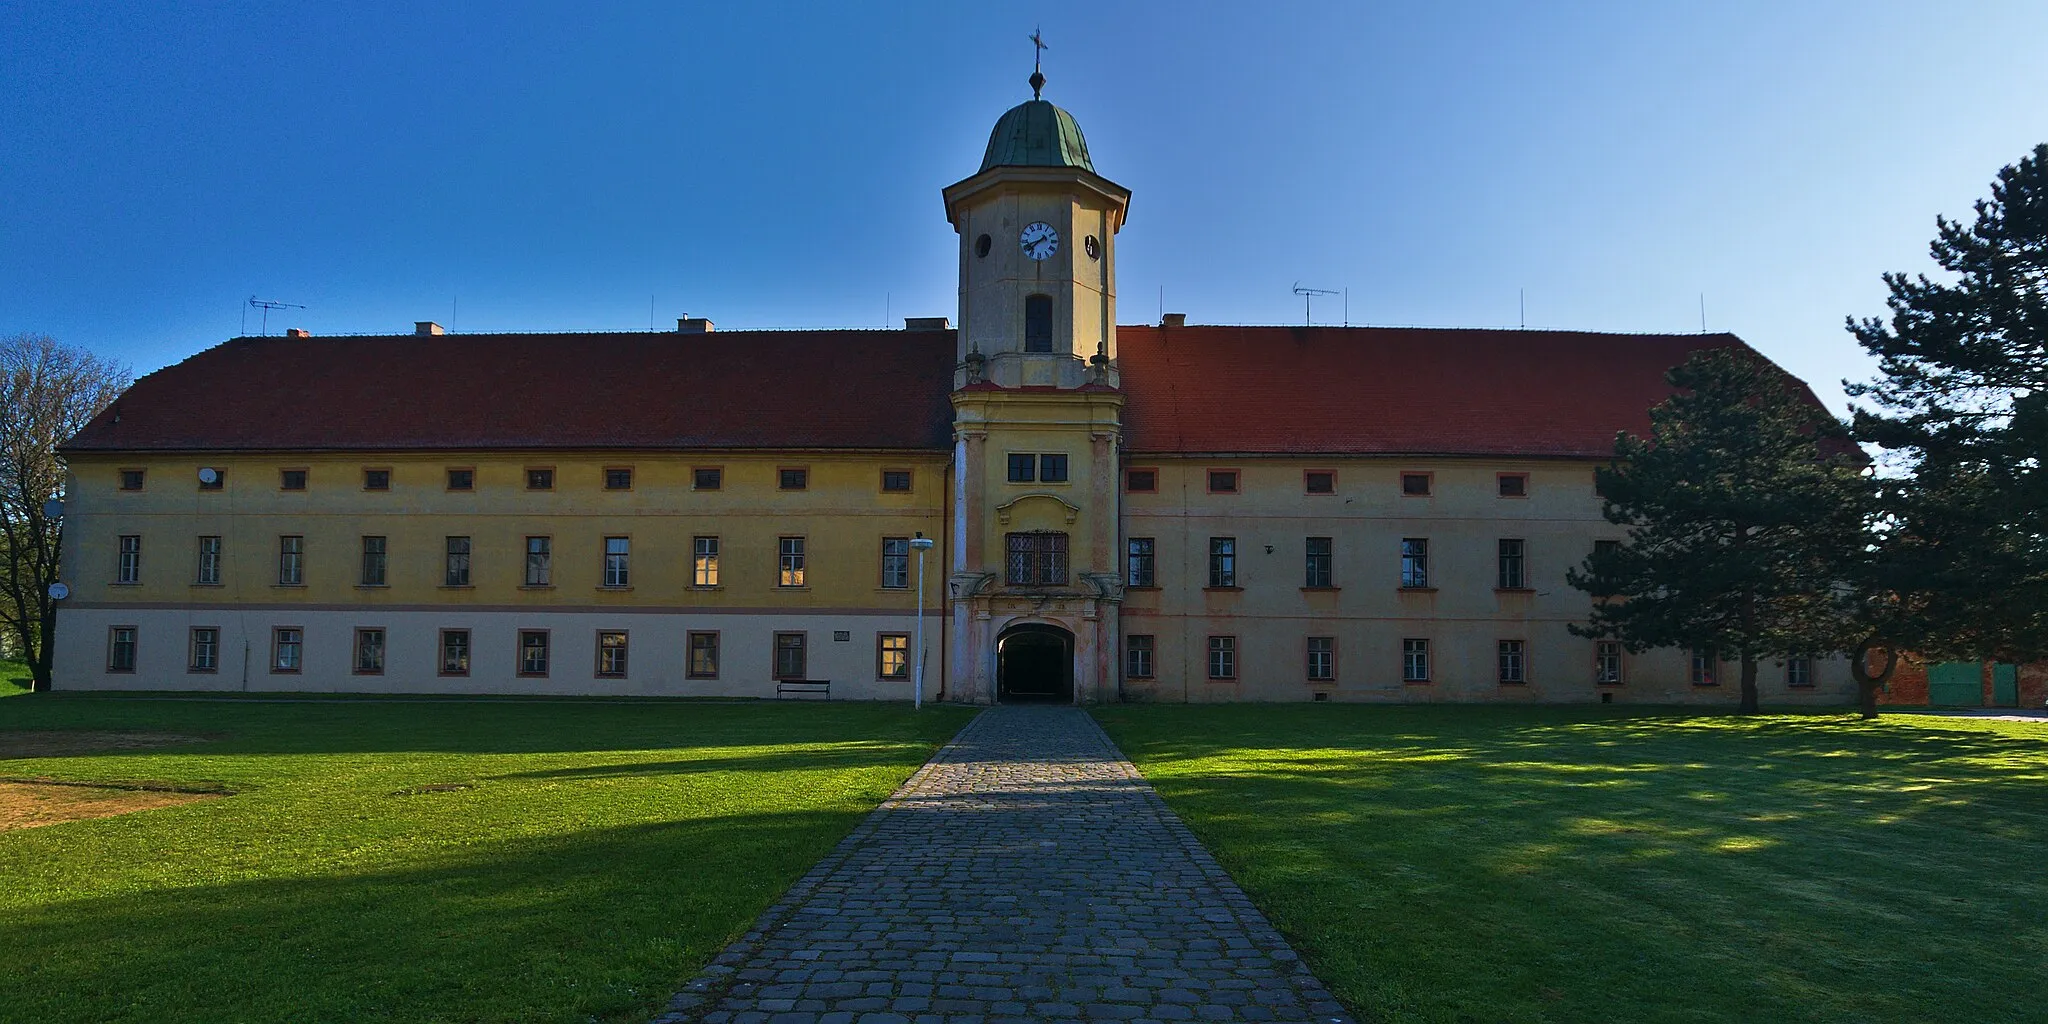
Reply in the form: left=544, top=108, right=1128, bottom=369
left=979, top=99, right=1095, bottom=173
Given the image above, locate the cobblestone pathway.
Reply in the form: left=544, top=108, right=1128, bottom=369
left=652, top=706, right=1353, bottom=1024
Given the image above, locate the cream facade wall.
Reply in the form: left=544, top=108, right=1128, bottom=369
left=56, top=450, right=952, bottom=698
left=1117, top=456, right=1857, bottom=704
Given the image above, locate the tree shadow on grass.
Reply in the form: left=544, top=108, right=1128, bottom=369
left=0, top=809, right=857, bottom=1024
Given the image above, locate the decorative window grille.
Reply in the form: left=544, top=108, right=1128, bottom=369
left=1005, top=531, right=1068, bottom=586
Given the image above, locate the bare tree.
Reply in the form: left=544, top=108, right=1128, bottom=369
left=0, top=334, right=129, bottom=691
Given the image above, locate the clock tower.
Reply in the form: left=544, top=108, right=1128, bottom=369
left=942, top=69, right=1131, bottom=705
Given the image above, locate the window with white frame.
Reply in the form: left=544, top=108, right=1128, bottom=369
left=1307, top=636, right=1335, bottom=681
left=778, top=537, right=805, bottom=587
left=1402, top=638, right=1430, bottom=682
left=196, top=535, right=221, bottom=585
left=1498, top=640, right=1527, bottom=684
left=116, top=535, right=141, bottom=584
left=603, top=537, right=631, bottom=587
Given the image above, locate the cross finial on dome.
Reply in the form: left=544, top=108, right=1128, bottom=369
left=1029, top=28, right=1047, bottom=99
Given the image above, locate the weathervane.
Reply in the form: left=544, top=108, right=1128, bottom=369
left=1029, top=28, right=1047, bottom=99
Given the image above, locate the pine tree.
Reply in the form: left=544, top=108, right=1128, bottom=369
left=1847, top=143, right=2048, bottom=663
left=1569, top=347, right=1871, bottom=713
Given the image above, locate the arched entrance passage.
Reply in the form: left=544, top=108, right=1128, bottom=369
left=997, top=623, right=1074, bottom=703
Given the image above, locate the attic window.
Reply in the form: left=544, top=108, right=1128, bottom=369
left=447, top=469, right=474, bottom=491
left=118, top=470, right=144, bottom=491
left=1497, top=473, right=1528, bottom=497
left=1305, top=470, right=1336, bottom=494
left=604, top=468, right=633, bottom=491
left=280, top=469, right=307, bottom=491
left=1024, top=294, right=1053, bottom=352
left=364, top=469, right=391, bottom=491
left=1401, top=473, right=1432, bottom=496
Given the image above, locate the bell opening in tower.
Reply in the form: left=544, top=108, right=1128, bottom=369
left=1024, top=294, right=1053, bottom=352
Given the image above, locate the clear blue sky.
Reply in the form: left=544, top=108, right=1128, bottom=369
left=5, top=2, right=2045, bottom=413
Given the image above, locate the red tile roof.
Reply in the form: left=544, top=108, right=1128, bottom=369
left=65, top=330, right=959, bottom=453
left=1115, top=325, right=1815, bottom=458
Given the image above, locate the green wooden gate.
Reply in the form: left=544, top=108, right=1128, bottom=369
left=1927, top=661, right=1983, bottom=706
left=1992, top=663, right=2019, bottom=707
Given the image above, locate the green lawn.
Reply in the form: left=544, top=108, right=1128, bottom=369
left=0, top=695, right=972, bottom=1023
left=1093, top=705, right=2048, bottom=1024
left=0, top=659, right=32, bottom=696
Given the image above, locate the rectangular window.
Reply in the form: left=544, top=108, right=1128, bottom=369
left=687, top=631, right=719, bottom=679
left=1787, top=657, right=1813, bottom=688
left=1402, top=638, right=1430, bottom=682
left=272, top=627, right=303, bottom=673
left=1305, top=470, right=1336, bottom=494
left=1499, top=640, right=1527, bottom=684
left=280, top=469, right=307, bottom=491
left=1207, top=469, right=1239, bottom=494
left=1305, top=537, right=1333, bottom=588
left=604, top=467, right=633, bottom=490
left=518, top=630, right=550, bottom=676
left=1596, top=640, right=1623, bottom=685
left=1126, top=537, right=1155, bottom=587
left=881, top=469, right=913, bottom=492
left=1691, top=649, right=1719, bottom=687
left=603, top=537, right=631, bottom=588
left=198, top=468, right=225, bottom=491
left=195, top=535, right=222, bottom=585
left=778, top=467, right=808, bottom=490
left=354, top=628, right=385, bottom=675
left=597, top=630, right=629, bottom=677
left=693, top=536, right=720, bottom=586
left=116, top=535, right=141, bottom=584
left=1400, top=538, right=1429, bottom=589
left=1401, top=472, right=1432, bottom=496
left=1024, top=293, right=1053, bottom=351
left=774, top=632, right=807, bottom=680
left=526, top=467, right=554, bottom=490
left=444, top=536, right=471, bottom=586
left=1126, top=468, right=1157, bottom=492
left=1590, top=539, right=1621, bottom=596
left=440, top=629, right=471, bottom=676
left=1498, top=538, right=1527, bottom=590
left=447, top=468, right=474, bottom=491
left=881, top=537, right=911, bottom=589
left=278, top=535, right=303, bottom=586
left=1307, top=636, right=1335, bottom=681
left=878, top=633, right=910, bottom=681
left=1039, top=453, right=1069, bottom=483
left=360, top=536, right=387, bottom=586
left=693, top=467, right=722, bottom=490
left=363, top=468, right=390, bottom=491
left=107, top=626, right=137, bottom=672
left=119, top=469, right=145, bottom=490
left=777, top=536, right=806, bottom=587
left=189, top=627, right=219, bottom=673
left=1498, top=472, right=1528, bottom=497
left=524, top=536, right=551, bottom=586
left=1126, top=634, right=1155, bottom=679
left=1207, top=636, right=1237, bottom=680
left=1208, top=537, right=1236, bottom=588
left=1005, top=531, right=1069, bottom=585
left=1007, top=453, right=1036, bottom=483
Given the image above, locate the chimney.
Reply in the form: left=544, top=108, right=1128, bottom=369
left=416, top=321, right=445, bottom=336
left=285, top=328, right=310, bottom=338
left=677, top=316, right=715, bottom=334
left=904, top=316, right=950, bottom=331
left=1161, top=313, right=1187, bottom=328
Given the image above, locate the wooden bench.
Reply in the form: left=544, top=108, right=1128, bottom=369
left=775, top=679, right=831, bottom=700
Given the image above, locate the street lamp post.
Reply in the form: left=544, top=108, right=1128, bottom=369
left=910, top=534, right=936, bottom=710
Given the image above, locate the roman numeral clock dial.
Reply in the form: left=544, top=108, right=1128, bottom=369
left=1020, top=221, right=1059, bottom=261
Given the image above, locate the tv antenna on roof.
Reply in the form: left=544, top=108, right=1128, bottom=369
left=1292, top=282, right=1339, bottom=326
left=245, top=296, right=305, bottom=336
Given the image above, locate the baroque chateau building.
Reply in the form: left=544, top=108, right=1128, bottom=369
left=54, top=84, right=1853, bottom=704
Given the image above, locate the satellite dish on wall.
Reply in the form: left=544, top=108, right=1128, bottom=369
left=47, top=582, right=69, bottom=601
left=198, top=468, right=219, bottom=485
left=41, top=499, right=62, bottom=519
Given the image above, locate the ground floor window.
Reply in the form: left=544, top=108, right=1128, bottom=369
left=189, top=627, right=219, bottom=673
left=597, top=631, right=629, bottom=678
left=1498, top=639, right=1526, bottom=684
left=1126, top=634, right=1155, bottom=679
left=1402, top=638, right=1430, bottom=682
left=519, top=630, right=549, bottom=676
left=1595, top=640, right=1623, bottom=685
left=878, top=633, right=910, bottom=680
left=440, top=629, right=471, bottom=676
left=774, top=632, right=807, bottom=680
left=108, top=626, right=137, bottom=672
left=354, top=628, right=385, bottom=675
left=1691, top=649, right=1718, bottom=687
left=1306, top=636, right=1335, bottom=681
left=1786, top=656, right=1813, bottom=688
left=272, top=627, right=302, bottom=673
left=688, top=631, right=719, bottom=679
left=1207, top=636, right=1237, bottom=680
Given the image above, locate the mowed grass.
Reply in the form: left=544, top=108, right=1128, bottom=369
left=1093, top=705, right=2048, bottom=1024
left=0, top=695, right=973, bottom=1024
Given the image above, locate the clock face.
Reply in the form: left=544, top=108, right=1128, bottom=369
left=1020, top=222, right=1059, bottom=261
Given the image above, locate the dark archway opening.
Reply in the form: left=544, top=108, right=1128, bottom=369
left=997, top=623, right=1073, bottom=703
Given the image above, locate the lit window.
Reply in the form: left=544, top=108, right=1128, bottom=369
left=1498, top=640, right=1526, bottom=684
left=1400, top=538, right=1429, bottom=589
left=354, top=629, right=385, bottom=675
left=778, top=536, right=806, bottom=587
left=597, top=631, right=629, bottom=677
left=1402, top=639, right=1430, bottom=682
left=519, top=631, right=550, bottom=676
left=1207, top=636, right=1237, bottom=680
left=878, top=633, right=910, bottom=680
left=693, top=536, right=720, bottom=586
left=1126, top=634, right=1155, bottom=679
left=1127, top=537, right=1155, bottom=587
left=1307, top=636, right=1335, bottom=681
left=1208, top=537, right=1236, bottom=588
left=603, top=537, right=630, bottom=588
